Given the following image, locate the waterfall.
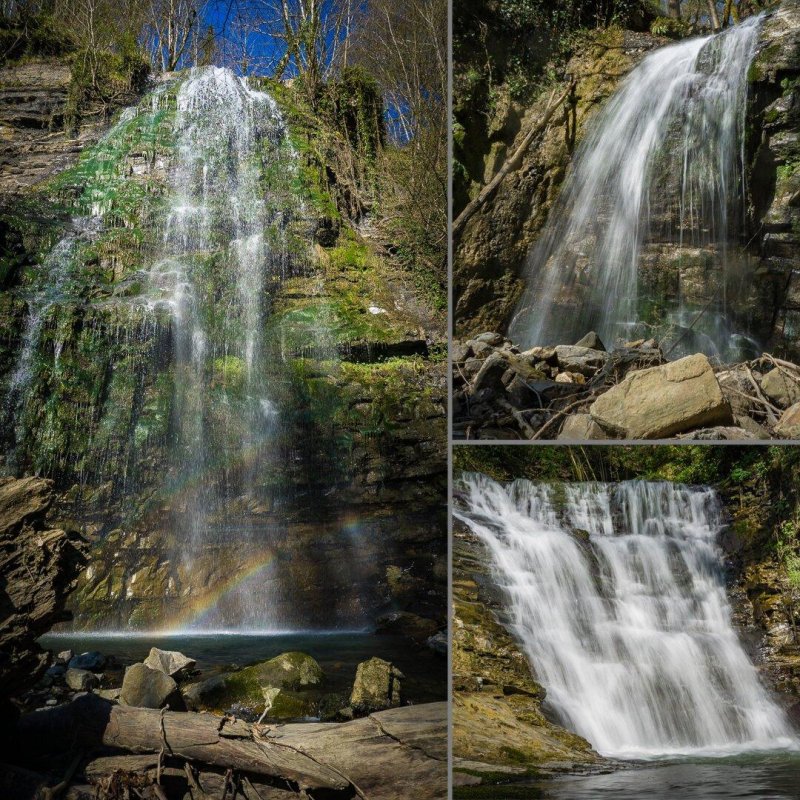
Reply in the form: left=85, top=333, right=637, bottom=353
left=510, top=17, right=762, bottom=361
left=455, top=473, right=797, bottom=758
left=148, top=67, right=296, bottom=630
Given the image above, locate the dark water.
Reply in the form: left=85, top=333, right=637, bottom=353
left=38, top=631, right=445, bottom=702
left=464, top=755, right=800, bottom=800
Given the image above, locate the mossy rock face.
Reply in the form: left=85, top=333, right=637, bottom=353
left=349, top=656, right=403, bottom=713
left=183, top=651, right=325, bottom=717
left=247, top=651, right=325, bottom=692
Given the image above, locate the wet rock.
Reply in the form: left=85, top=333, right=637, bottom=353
left=68, top=651, right=106, bottom=672
left=65, top=668, right=99, bottom=692
left=350, top=657, right=403, bottom=713
left=427, top=631, right=448, bottom=656
left=120, top=663, right=182, bottom=710
left=589, top=353, right=732, bottom=439
left=557, top=414, right=609, bottom=440
left=57, top=650, right=73, bottom=664
left=574, top=331, right=606, bottom=351
left=775, top=402, right=800, bottom=439
left=376, top=611, right=439, bottom=643
left=143, top=647, right=196, bottom=678
left=761, top=369, right=800, bottom=409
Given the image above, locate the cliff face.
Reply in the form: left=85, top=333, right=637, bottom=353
left=0, top=67, right=446, bottom=632
left=454, top=0, right=800, bottom=359
left=452, top=521, right=598, bottom=781
left=454, top=27, right=662, bottom=336
left=0, top=476, right=84, bottom=719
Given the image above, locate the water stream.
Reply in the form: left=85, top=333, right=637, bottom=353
left=455, top=473, right=797, bottom=759
left=510, top=18, right=762, bottom=360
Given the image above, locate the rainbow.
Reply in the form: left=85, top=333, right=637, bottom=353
left=158, top=550, right=277, bottom=633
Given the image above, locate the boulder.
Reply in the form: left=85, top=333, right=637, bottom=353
left=143, top=647, right=196, bottom=678
left=474, top=332, right=505, bottom=346
left=761, top=368, right=800, bottom=409
left=120, top=663, right=181, bottom=710
left=350, top=657, right=403, bottom=714
left=574, top=331, right=605, bottom=351
left=65, top=668, right=99, bottom=692
left=589, top=354, right=732, bottom=439
left=675, top=426, right=759, bottom=441
left=57, top=650, right=73, bottom=664
left=183, top=652, right=324, bottom=716
left=68, top=651, right=106, bottom=672
left=775, top=402, right=800, bottom=439
left=553, top=345, right=608, bottom=376
left=557, top=414, right=609, bottom=441
left=469, top=352, right=510, bottom=394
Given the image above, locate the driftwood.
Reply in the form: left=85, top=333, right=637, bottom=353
left=15, top=695, right=351, bottom=796
left=452, top=81, right=576, bottom=240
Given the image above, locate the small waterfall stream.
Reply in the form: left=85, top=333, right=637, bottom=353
left=455, top=473, right=797, bottom=758
left=510, top=17, right=762, bottom=360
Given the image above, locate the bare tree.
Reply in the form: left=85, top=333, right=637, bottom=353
left=143, top=0, right=207, bottom=72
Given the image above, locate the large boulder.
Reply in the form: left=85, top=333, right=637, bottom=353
left=589, top=353, right=732, bottom=439
left=120, top=663, right=182, bottom=709
left=143, top=647, right=195, bottom=678
left=183, top=652, right=324, bottom=719
left=350, top=657, right=403, bottom=714
left=0, top=477, right=85, bottom=720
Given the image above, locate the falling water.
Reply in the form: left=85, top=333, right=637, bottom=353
left=148, top=67, right=296, bottom=629
left=455, top=473, right=797, bottom=758
left=510, top=17, right=762, bottom=360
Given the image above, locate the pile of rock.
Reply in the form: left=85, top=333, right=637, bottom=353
left=453, top=331, right=800, bottom=440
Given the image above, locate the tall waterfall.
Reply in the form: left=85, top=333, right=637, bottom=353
left=510, top=17, right=762, bottom=360
left=148, top=67, right=297, bottom=629
left=455, top=473, right=797, bottom=758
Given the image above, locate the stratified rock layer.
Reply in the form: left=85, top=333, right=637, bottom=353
left=0, top=476, right=84, bottom=714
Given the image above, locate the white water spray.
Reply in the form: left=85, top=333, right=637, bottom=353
left=455, top=473, right=797, bottom=758
left=510, top=18, right=762, bottom=360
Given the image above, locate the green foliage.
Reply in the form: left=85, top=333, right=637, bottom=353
left=650, top=15, right=692, bottom=37
left=0, top=13, right=75, bottom=63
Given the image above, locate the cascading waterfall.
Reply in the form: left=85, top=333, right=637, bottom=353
left=148, top=67, right=296, bottom=630
left=455, top=472, right=798, bottom=758
left=510, top=17, right=762, bottom=361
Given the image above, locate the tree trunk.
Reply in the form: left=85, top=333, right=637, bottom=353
left=14, top=696, right=351, bottom=796
left=668, top=0, right=682, bottom=19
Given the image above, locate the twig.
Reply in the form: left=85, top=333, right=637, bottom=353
left=743, top=364, right=779, bottom=426
left=41, top=751, right=83, bottom=800
left=159, top=706, right=173, bottom=755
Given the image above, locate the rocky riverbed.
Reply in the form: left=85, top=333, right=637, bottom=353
left=454, top=331, right=800, bottom=440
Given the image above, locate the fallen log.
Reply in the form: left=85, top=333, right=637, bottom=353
left=15, top=695, right=351, bottom=796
